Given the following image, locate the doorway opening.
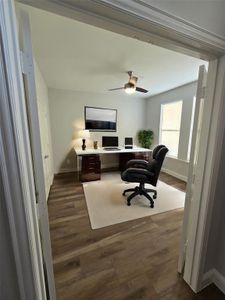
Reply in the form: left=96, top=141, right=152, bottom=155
left=15, top=2, right=223, bottom=299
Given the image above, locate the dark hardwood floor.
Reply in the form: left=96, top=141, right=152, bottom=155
left=48, top=172, right=224, bottom=299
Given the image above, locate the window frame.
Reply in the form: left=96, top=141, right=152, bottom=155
left=159, top=100, right=183, bottom=158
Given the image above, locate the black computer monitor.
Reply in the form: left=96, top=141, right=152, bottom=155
left=125, top=137, right=133, bottom=145
left=102, top=136, right=118, bottom=147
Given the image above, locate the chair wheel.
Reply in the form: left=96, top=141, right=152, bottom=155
left=122, top=192, right=125, bottom=196
left=150, top=203, right=154, bottom=208
left=153, top=195, right=157, bottom=199
left=127, top=202, right=131, bottom=206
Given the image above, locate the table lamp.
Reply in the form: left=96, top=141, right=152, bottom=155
left=79, top=129, right=90, bottom=150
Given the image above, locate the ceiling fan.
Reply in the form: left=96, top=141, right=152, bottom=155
left=108, top=71, right=148, bottom=94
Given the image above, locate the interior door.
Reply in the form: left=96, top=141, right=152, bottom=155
left=17, top=9, right=56, bottom=299
left=36, top=83, right=53, bottom=199
left=178, top=65, right=207, bottom=277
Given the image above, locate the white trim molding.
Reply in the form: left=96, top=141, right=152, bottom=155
left=161, top=168, right=187, bottom=183
left=100, top=0, right=225, bottom=50
left=5, top=0, right=225, bottom=297
left=202, top=269, right=225, bottom=295
left=17, top=0, right=225, bottom=60
left=201, top=269, right=214, bottom=290
left=0, top=1, right=48, bottom=299
left=18, top=10, right=56, bottom=298
left=190, top=57, right=225, bottom=292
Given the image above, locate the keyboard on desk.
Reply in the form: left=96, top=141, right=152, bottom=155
left=103, top=147, right=121, bottom=151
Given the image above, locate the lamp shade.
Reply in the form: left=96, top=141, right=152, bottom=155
left=79, top=129, right=90, bottom=139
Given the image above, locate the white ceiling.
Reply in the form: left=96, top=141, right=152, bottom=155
left=18, top=4, right=207, bottom=98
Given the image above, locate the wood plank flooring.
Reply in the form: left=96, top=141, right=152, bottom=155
left=48, top=172, right=224, bottom=299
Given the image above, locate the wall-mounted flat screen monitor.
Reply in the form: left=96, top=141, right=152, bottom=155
left=85, top=106, right=117, bottom=132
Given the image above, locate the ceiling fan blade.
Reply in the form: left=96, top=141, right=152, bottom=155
left=108, top=87, right=124, bottom=91
left=136, top=87, right=148, bottom=93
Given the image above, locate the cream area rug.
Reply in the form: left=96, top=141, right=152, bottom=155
left=83, top=172, right=185, bottom=229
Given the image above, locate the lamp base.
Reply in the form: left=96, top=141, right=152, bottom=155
left=82, top=139, right=86, bottom=150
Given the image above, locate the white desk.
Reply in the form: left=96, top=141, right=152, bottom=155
left=74, top=146, right=151, bottom=156
left=74, top=147, right=152, bottom=180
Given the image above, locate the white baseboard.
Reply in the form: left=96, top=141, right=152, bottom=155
left=213, top=269, right=225, bottom=294
left=161, top=168, right=188, bottom=182
left=201, top=269, right=214, bottom=289
left=57, top=168, right=76, bottom=174
left=202, top=269, right=225, bottom=294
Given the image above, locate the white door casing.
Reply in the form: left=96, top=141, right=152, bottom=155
left=178, top=59, right=220, bottom=291
left=178, top=65, right=207, bottom=274
left=17, top=9, right=56, bottom=299
left=0, top=0, right=48, bottom=298
left=4, top=0, right=225, bottom=296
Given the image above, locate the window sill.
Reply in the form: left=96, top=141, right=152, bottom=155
left=166, top=155, right=189, bottom=163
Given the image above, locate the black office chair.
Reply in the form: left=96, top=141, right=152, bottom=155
left=121, top=145, right=168, bottom=208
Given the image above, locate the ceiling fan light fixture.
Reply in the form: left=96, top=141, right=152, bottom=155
left=124, top=82, right=136, bottom=94
left=109, top=71, right=148, bottom=94
left=125, top=87, right=136, bottom=94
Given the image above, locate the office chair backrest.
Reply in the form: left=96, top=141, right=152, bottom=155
left=152, top=144, right=166, bottom=159
left=148, top=145, right=168, bottom=186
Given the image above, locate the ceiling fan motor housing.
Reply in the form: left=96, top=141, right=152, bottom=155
left=109, top=71, right=148, bottom=93
left=124, top=82, right=135, bottom=89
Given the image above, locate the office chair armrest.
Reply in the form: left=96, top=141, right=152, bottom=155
left=125, top=167, right=154, bottom=178
left=126, top=159, right=148, bottom=169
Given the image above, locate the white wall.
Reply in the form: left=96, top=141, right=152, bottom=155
left=146, top=82, right=197, bottom=180
left=48, top=88, right=146, bottom=173
left=34, top=61, right=54, bottom=196
left=162, top=157, right=189, bottom=182
left=48, top=83, right=196, bottom=178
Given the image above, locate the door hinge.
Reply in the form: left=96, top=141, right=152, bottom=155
left=20, top=50, right=25, bottom=74
left=20, top=50, right=29, bottom=74
left=184, top=240, right=188, bottom=258
left=192, top=173, right=196, bottom=184
left=180, top=239, right=189, bottom=274
left=199, top=86, right=206, bottom=99
left=35, top=190, right=39, bottom=204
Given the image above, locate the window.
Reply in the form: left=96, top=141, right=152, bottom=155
left=160, top=100, right=183, bottom=158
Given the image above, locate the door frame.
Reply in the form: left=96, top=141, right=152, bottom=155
left=179, top=63, right=216, bottom=286
left=18, top=9, right=56, bottom=300
left=190, top=56, right=225, bottom=290
left=178, top=65, right=208, bottom=276
left=0, top=0, right=47, bottom=299
left=2, top=0, right=225, bottom=297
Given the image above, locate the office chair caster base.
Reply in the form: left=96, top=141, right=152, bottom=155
left=122, top=187, right=137, bottom=197
left=122, top=183, right=156, bottom=208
